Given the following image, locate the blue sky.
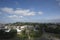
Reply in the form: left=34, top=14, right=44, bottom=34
left=0, top=0, right=60, bottom=23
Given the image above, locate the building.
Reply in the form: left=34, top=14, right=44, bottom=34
left=2, top=25, right=36, bottom=34
left=0, top=24, right=11, bottom=32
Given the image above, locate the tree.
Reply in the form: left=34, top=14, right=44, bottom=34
left=0, top=29, right=17, bottom=39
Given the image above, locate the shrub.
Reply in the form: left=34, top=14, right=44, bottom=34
left=0, top=29, right=17, bottom=39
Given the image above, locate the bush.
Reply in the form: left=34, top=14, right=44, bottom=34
left=30, top=30, right=42, bottom=38
left=45, top=27, right=60, bottom=34
left=0, top=29, right=17, bottom=39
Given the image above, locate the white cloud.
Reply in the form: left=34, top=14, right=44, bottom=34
left=0, top=7, right=36, bottom=16
left=14, top=9, right=35, bottom=16
left=0, top=7, right=43, bottom=20
left=38, top=11, right=43, bottom=15
left=8, top=15, right=23, bottom=19
left=1, top=7, right=13, bottom=14
left=8, top=15, right=17, bottom=18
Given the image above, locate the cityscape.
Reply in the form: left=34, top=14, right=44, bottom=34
left=0, top=0, right=60, bottom=40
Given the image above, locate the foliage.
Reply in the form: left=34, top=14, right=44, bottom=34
left=29, top=28, right=43, bottom=38
left=0, top=29, right=17, bottom=39
left=45, top=27, right=60, bottom=34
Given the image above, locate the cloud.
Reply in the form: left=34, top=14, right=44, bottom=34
left=8, top=15, right=23, bottom=19
left=1, top=7, right=13, bottom=14
left=38, top=11, right=43, bottom=15
left=0, top=7, right=43, bottom=20
left=14, top=9, right=35, bottom=16
left=0, top=7, right=36, bottom=16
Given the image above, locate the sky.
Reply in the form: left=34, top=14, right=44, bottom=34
left=0, top=0, right=60, bottom=23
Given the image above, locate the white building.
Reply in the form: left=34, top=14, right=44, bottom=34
left=2, top=25, right=34, bottom=34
